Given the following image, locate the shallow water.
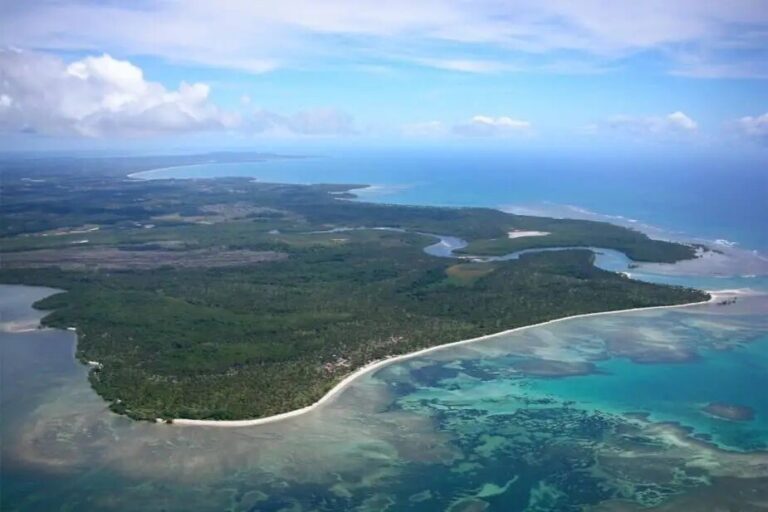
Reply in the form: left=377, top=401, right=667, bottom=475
left=2, top=272, right=767, bottom=510
left=529, top=334, right=768, bottom=450
left=4, top=150, right=768, bottom=510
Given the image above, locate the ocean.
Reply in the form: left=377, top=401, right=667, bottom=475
left=2, top=148, right=768, bottom=511
left=134, top=147, right=768, bottom=252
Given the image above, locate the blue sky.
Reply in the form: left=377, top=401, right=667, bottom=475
left=0, top=0, right=767, bottom=152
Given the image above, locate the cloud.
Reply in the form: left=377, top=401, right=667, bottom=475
left=671, top=59, right=768, bottom=80
left=0, top=49, right=237, bottom=137
left=2, top=1, right=767, bottom=76
left=413, top=58, right=512, bottom=74
left=249, top=107, right=356, bottom=136
left=288, top=108, right=355, bottom=135
left=403, top=117, right=533, bottom=138
left=667, top=111, right=698, bottom=131
left=598, top=111, right=699, bottom=137
left=452, top=115, right=532, bottom=137
left=0, top=49, right=357, bottom=139
left=401, top=121, right=447, bottom=137
left=734, top=112, right=768, bottom=142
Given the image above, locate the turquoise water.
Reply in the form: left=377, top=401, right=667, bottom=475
left=3, top=285, right=767, bottom=511
left=529, top=334, right=768, bottom=451
left=2, top=150, right=768, bottom=510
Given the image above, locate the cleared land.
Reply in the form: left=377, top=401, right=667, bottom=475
left=2, top=247, right=287, bottom=270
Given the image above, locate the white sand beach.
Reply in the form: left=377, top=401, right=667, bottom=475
left=168, top=291, right=734, bottom=428
left=508, top=230, right=550, bottom=239
left=0, top=320, right=42, bottom=333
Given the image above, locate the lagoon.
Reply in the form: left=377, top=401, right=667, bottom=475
left=2, top=274, right=767, bottom=510
left=3, top=149, right=768, bottom=510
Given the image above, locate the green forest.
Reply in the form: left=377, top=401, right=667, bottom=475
left=0, top=153, right=709, bottom=420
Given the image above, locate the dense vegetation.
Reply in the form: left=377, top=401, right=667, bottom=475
left=0, top=153, right=709, bottom=420
left=457, top=219, right=702, bottom=263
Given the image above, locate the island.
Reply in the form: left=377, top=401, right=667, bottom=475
left=0, top=152, right=710, bottom=421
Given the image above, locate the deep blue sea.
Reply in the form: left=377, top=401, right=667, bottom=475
left=135, top=148, right=768, bottom=252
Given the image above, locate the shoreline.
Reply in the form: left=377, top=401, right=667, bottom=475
left=126, top=160, right=768, bottom=267
left=168, top=291, right=729, bottom=428
left=126, top=155, right=313, bottom=181
left=127, top=161, right=220, bottom=180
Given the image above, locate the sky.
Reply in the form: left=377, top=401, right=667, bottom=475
left=0, top=0, right=767, bottom=153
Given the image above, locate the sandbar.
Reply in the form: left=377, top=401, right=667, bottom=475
left=507, top=230, right=550, bottom=239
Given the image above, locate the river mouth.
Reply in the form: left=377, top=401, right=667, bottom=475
left=313, top=226, right=639, bottom=271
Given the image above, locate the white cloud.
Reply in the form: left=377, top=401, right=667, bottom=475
left=599, top=111, right=699, bottom=137
left=288, top=108, right=356, bottom=135
left=667, top=111, right=698, bottom=131
left=403, top=117, right=533, bottom=138
left=671, top=58, right=768, bottom=80
left=2, top=1, right=767, bottom=76
left=249, top=107, right=356, bottom=136
left=577, top=123, right=599, bottom=135
left=0, top=49, right=359, bottom=139
left=0, top=49, right=237, bottom=137
left=735, top=112, right=768, bottom=142
left=453, top=115, right=532, bottom=137
left=414, top=58, right=512, bottom=74
left=401, top=120, right=447, bottom=137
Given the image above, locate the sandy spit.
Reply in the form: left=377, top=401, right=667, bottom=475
left=507, top=230, right=550, bottom=239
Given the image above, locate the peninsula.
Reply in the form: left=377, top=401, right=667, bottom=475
left=0, top=153, right=710, bottom=421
